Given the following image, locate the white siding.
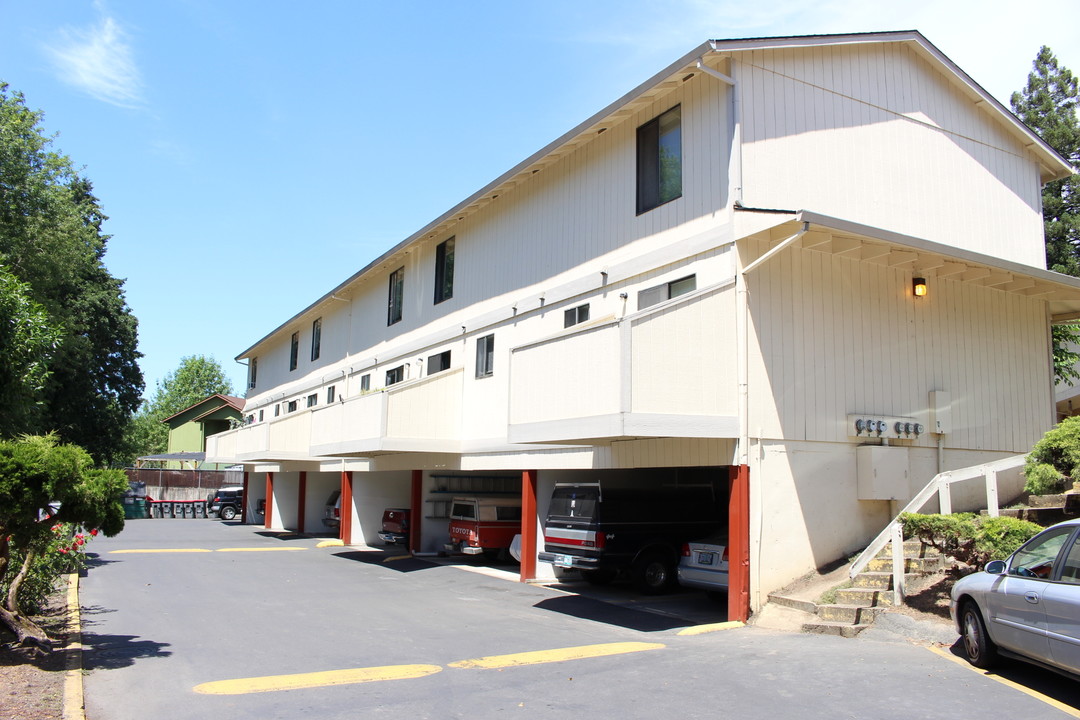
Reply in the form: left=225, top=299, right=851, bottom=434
left=737, top=43, right=1045, bottom=268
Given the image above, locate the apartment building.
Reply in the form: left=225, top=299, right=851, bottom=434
left=207, top=31, right=1080, bottom=619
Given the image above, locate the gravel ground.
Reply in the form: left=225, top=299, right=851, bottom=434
left=0, top=594, right=69, bottom=720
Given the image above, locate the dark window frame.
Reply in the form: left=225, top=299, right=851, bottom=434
left=248, top=357, right=258, bottom=389
left=386, top=365, right=405, bottom=386
left=311, top=318, right=322, bottom=361
left=638, top=274, right=696, bottom=310
left=327, top=385, right=336, bottom=404
left=428, top=350, right=451, bottom=375
left=388, top=267, right=404, bottom=326
left=434, top=236, right=455, bottom=304
left=307, top=394, right=318, bottom=408
left=360, top=374, right=371, bottom=392
left=289, top=332, right=299, bottom=371
left=475, top=334, right=495, bottom=378
left=564, top=303, right=590, bottom=328
left=636, top=105, right=683, bottom=215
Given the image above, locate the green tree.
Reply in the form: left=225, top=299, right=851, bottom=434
left=0, top=267, right=62, bottom=435
left=0, top=435, right=126, bottom=650
left=1012, top=48, right=1080, bottom=386
left=126, top=355, right=235, bottom=459
left=0, top=83, right=143, bottom=463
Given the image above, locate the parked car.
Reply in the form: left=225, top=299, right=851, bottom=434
left=444, top=496, right=521, bottom=560
left=323, top=490, right=342, bottom=529
left=678, top=537, right=729, bottom=598
left=379, top=508, right=411, bottom=548
left=539, top=472, right=724, bottom=594
left=950, top=517, right=1080, bottom=678
left=209, top=487, right=244, bottom=520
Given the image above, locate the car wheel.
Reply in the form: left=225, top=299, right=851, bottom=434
left=632, top=552, right=676, bottom=595
left=580, top=568, right=617, bottom=585
left=961, top=601, right=998, bottom=669
left=220, top=505, right=237, bottom=521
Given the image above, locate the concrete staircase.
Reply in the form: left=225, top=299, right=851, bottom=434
left=994, top=491, right=1079, bottom=526
left=767, top=540, right=943, bottom=638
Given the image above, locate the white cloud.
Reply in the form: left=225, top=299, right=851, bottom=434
left=46, top=14, right=143, bottom=108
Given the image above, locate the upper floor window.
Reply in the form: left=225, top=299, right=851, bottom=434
left=638, top=274, right=696, bottom=310
left=258, top=409, right=264, bottom=422
left=289, top=332, right=299, bottom=371
left=434, top=237, right=455, bottom=304
left=475, top=334, right=495, bottom=378
left=327, top=385, right=336, bottom=404
left=287, top=400, right=298, bottom=413
left=311, top=318, right=322, bottom=361
left=274, top=404, right=281, bottom=417
left=428, top=350, right=451, bottom=375
left=636, top=105, right=682, bottom=214
left=307, top=393, right=318, bottom=408
left=388, top=267, right=404, bottom=325
left=360, top=373, right=371, bottom=393
left=564, top=303, right=590, bottom=328
left=248, top=357, right=258, bottom=389
left=386, top=365, right=405, bottom=386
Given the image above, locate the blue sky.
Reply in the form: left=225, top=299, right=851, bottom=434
left=2, top=0, right=1078, bottom=400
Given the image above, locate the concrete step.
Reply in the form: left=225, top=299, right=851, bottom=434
left=853, top=572, right=893, bottom=589
left=867, top=556, right=941, bottom=573
left=876, top=540, right=933, bottom=557
left=802, top=621, right=872, bottom=638
left=816, top=604, right=885, bottom=624
left=994, top=507, right=1069, bottom=525
left=766, top=593, right=817, bottom=615
left=1026, top=493, right=1066, bottom=508
left=835, top=587, right=894, bottom=607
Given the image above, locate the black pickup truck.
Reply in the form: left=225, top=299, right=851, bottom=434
left=539, top=473, right=724, bottom=594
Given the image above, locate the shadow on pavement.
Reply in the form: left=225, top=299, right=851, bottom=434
left=944, top=639, right=1080, bottom=709
left=82, top=632, right=172, bottom=670
left=532, top=594, right=689, bottom=632
left=331, top=550, right=437, bottom=573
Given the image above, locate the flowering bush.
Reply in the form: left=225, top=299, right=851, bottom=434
left=1, top=523, right=98, bottom=615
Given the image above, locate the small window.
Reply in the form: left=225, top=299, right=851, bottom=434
left=475, top=334, right=494, bottom=378
left=638, top=274, right=696, bottom=310
left=434, top=237, right=455, bottom=304
left=246, top=414, right=254, bottom=425
left=360, top=374, right=371, bottom=392
left=311, top=318, right=322, bottom=362
left=388, top=267, right=404, bottom=326
left=289, top=332, right=299, bottom=371
left=451, top=502, right=476, bottom=520
left=428, top=350, right=451, bottom=375
left=1009, top=526, right=1073, bottom=580
left=274, top=404, right=281, bottom=417
left=248, top=357, right=258, bottom=389
left=636, top=105, right=682, bottom=214
left=258, top=409, right=264, bottom=422
left=1060, top=536, right=1080, bottom=584
left=564, top=303, right=590, bottom=328
left=307, top=394, right=318, bottom=408
left=386, top=365, right=405, bottom=386
left=287, top=400, right=298, bottom=413
left=327, top=385, right=336, bottom=404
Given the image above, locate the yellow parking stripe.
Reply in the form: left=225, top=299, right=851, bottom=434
left=448, top=642, right=665, bottom=669
left=677, top=621, right=745, bottom=636
left=216, top=547, right=308, bottom=552
left=109, top=549, right=212, bottom=554
left=383, top=554, right=413, bottom=563
left=193, top=664, right=443, bottom=695
left=926, top=646, right=1080, bottom=718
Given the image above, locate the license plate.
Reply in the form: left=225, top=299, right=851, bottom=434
left=696, top=552, right=715, bottom=566
left=555, top=554, right=573, bottom=568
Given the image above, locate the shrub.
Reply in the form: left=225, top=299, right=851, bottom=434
left=900, top=512, right=1041, bottom=566
left=1, top=523, right=93, bottom=615
left=1025, top=416, right=1080, bottom=494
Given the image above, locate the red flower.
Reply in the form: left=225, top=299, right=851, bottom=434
left=89, top=529, right=99, bottom=537
left=59, top=548, right=68, bottom=554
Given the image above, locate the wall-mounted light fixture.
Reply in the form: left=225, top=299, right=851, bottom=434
left=913, top=277, right=928, bottom=298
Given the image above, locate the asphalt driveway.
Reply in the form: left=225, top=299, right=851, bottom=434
left=78, top=519, right=1080, bottom=719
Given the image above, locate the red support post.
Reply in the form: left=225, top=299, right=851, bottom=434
left=297, top=471, right=307, bottom=534
left=728, top=464, right=751, bottom=623
left=241, top=471, right=249, bottom=524
left=264, top=472, right=274, bottom=529
left=519, top=470, right=538, bottom=582
left=410, top=470, right=423, bottom=553
left=340, top=471, right=353, bottom=545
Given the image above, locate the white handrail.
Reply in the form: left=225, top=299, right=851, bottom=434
left=848, top=454, right=1026, bottom=604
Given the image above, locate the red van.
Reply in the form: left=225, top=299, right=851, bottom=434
left=444, top=496, right=522, bottom=560
left=379, top=508, right=411, bottom=548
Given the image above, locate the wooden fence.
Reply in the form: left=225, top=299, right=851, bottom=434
left=123, top=467, right=243, bottom=501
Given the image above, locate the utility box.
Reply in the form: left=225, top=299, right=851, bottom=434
left=929, top=391, right=951, bottom=434
left=857, top=446, right=910, bottom=501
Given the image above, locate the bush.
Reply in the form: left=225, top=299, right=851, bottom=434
left=1, top=523, right=93, bottom=615
left=900, top=512, right=1041, bottom=566
left=1025, top=416, right=1080, bottom=494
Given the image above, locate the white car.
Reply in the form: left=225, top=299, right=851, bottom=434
left=950, top=518, right=1080, bottom=678
left=677, top=537, right=728, bottom=598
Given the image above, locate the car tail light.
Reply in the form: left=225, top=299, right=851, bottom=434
left=681, top=543, right=691, bottom=557
left=722, top=547, right=729, bottom=562
left=333, top=508, right=340, bottom=518
left=593, top=532, right=605, bottom=549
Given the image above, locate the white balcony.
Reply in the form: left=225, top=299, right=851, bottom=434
left=508, top=285, right=740, bottom=444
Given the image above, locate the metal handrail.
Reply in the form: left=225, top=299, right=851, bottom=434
left=848, top=454, right=1026, bottom=604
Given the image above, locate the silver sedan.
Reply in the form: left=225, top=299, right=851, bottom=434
left=950, top=517, right=1080, bottom=678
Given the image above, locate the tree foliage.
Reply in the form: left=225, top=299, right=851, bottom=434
left=125, top=355, right=234, bottom=459
left=0, top=83, right=144, bottom=465
left=0, top=267, right=62, bottom=435
left=0, top=435, right=126, bottom=650
left=900, top=512, right=1042, bottom=566
left=1024, top=414, right=1080, bottom=494
left=1012, top=48, right=1080, bottom=385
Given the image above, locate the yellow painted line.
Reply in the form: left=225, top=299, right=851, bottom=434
left=216, top=547, right=308, bottom=552
left=193, top=664, right=443, bottom=695
left=677, top=621, right=745, bottom=636
left=63, top=573, right=84, bottom=720
left=383, top=554, right=413, bottom=563
left=926, top=645, right=1080, bottom=718
left=316, top=539, right=344, bottom=547
left=448, top=641, right=665, bottom=669
left=109, top=548, right=212, bottom=554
